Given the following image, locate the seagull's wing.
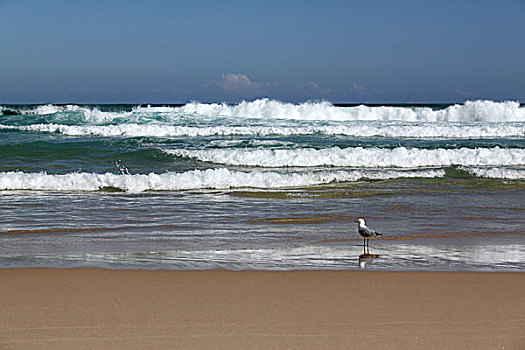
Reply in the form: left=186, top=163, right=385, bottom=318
left=359, top=226, right=376, bottom=237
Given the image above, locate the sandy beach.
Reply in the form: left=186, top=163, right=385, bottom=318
left=0, top=269, right=523, bottom=349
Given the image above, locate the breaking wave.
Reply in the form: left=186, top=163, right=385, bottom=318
left=177, top=99, right=525, bottom=122
left=0, top=169, right=445, bottom=192
left=164, top=147, right=525, bottom=168
left=17, top=104, right=130, bottom=123
left=3, top=99, right=524, bottom=122
left=1, top=122, right=523, bottom=139
left=462, top=167, right=525, bottom=180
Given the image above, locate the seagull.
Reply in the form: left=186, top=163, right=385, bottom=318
left=354, top=218, right=382, bottom=247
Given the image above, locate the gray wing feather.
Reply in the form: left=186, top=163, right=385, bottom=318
left=359, top=226, right=376, bottom=237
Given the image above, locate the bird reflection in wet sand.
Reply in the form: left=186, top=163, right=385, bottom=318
left=358, top=245, right=380, bottom=268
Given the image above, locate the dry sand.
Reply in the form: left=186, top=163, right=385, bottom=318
left=0, top=268, right=524, bottom=350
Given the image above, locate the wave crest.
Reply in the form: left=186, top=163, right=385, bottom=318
left=178, top=99, right=525, bottom=122
left=165, top=147, right=525, bottom=168
left=0, top=169, right=444, bottom=192
left=2, top=122, right=523, bottom=139
left=5, top=99, right=524, bottom=122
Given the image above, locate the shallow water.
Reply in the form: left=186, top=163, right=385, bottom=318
left=1, top=182, right=523, bottom=271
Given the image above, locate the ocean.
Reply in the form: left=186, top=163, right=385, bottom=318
left=0, top=99, right=524, bottom=271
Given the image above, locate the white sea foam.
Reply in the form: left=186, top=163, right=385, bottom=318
left=462, top=167, right=525, bottom=179
left=1, top=122, right=523, bottom=139
left=176, top=99, right=525, bottom=122
left=19, top=104, right=130, bottom=123
left=206, top=139, right=294, bottom=148
left=165, top=147, right=525, bottom=168
left=24, top=104, right=64, bottom=115
left=11, top=99, right=525, bottom=122
left=0, top=168, right=444, bottom=192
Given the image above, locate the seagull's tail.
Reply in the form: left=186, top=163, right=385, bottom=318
left=375, top=232, right=382, bottom=237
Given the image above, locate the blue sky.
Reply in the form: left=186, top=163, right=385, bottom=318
left=1, top=0, right=524, bottom=103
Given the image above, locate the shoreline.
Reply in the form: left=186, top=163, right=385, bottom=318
left=1, top=268, right=524, bottom=349
left=2, top=230, right=523, bottom=271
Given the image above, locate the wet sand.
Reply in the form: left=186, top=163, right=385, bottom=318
left=0, top=268, right=524, bottom=350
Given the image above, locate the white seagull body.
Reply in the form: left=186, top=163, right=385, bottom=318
left=354, top=218, right=382, bottom=246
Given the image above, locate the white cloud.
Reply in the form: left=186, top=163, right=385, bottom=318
left=202, top=73, right=332, bottom=101
left=221, top=73, right=260, bottom=91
